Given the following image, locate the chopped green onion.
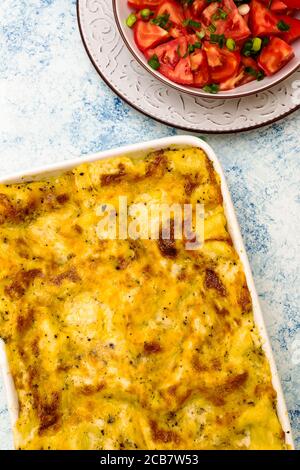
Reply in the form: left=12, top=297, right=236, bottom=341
left=252, top=37, right=262, bottom=52
left=148, top=54, right=160, bottom=70
left=212, top=8, right=228, bottom=20
left=183, top=18, right=201, bottom=29
left=257, top=70, right=265, bottom=81
left=126, top=13, right=137, bottom=28
left=151, top=13, right=170, bottom=29
left=208, top=24, right=217, bottom=33
left=188, top=42, right=202, bottom=54
left=140, top=9, right=153, bottom=20
left=226, top=38, right=236, bottom=51
left=277, top=20, right=290, bottom=31
left=203, top=83, right=219, bottom=94
left=218, top=8, right=228, bottom=19
left=196, top=30, right=205, bottom=40
left=262, top=37, right=270, bottom=47
left=245, top=66, right=265, bottom=81
left=245, top=66, right=257, bottom=76
left=210, top=33, right=225, bottom=47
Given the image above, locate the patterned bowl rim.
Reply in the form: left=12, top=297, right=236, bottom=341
left=112, top=0, right=300, bottom=101
left=77, top=0, right=300, bottom=133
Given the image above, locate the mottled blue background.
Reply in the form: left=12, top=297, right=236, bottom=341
left=0, top=0, right=299, bottom=450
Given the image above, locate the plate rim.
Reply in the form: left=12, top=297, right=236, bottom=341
left=76, top=0, right=300, bottom=134
left=112, top=0, right=300, bottom=101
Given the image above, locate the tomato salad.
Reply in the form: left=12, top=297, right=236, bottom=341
left=125, top=0, right=300, bottom=93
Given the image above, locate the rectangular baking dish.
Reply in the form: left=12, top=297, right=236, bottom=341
left=0, top=135, right=294, bottom=449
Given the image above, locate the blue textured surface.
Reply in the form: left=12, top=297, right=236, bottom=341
left=0, top=0, right=299, bottom=450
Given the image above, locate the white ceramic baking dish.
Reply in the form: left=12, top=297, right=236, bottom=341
left=0, top=135, right=294, bottom=449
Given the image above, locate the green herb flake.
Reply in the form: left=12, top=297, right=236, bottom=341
left=226, top=38, right=236, bottom=51
left=277, top=20, right=290, bottom=32
left=126, top=13, right=137, bottom=29
left=203, top=83, right=219, bottom=94
left=151, top=13, right=170, bottom=29
left=140, top=9, right=154, bottom=20
left=196, top=30, right=205, bottom=40
left=148, top=54, right=160, bottom=70
left=210, top=33, right=225, bottom=47
left=208, top=24, right=217, bottom=33
left=183, top=18, right=201, bottom=29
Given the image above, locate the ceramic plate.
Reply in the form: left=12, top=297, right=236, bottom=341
left=77, top=0, right=300, bottom=133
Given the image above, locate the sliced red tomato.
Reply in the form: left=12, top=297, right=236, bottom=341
left=250, top=0, right=281, bottom=36
left=204, top=42, right=241, bottom=82
left=134, top=20, right=169, bottom=51
left=201, top=2, right=219, bottom=26
left=258, top=36, right=294, bottom=75
left=239, top=56, right=260, bottom=85
left=271, top=0, right=289, bottom=12
left=219, top=67, right=245, bottom=90
left=202, top=0, right=251, bottom=41
left=156, top=1, right=185, bottom=26
left=160, top=56, right=194, bottom=85
left=279, top=0, right=300, bottom=7
left=277, top=14, right=300, bottom=42
left=261, top=0, right=288, bottom=12
left=145, top=36, right=188, bottom=68
left=191, top=50, right=211, bottom=87
left=191, top=0, right=207, bottom=18
left=128, top=0, right=161, bottom=9
left=169, top=24, right=186, bottom=38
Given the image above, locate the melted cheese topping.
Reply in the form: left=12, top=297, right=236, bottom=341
left=0, top=148, right=287, bottom=450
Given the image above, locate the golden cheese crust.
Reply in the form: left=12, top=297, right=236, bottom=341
left=0, top=147, right=286, bottom=450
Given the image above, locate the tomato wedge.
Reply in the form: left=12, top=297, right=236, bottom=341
left=190, top=50, right=211, bottom=87
left=277, top=14, right=300, bottom=42
left=202, top=0, right=251, bottom=41
left=279, top=0, right=300, bottom=7
left=239, top=56, right=261, bottom=85
left=204, top=42, right=241, bottom=82
left=261, top=0, right=288, bottom=12
left=191, top=0, right=207, bottom=18
left=160, top=56, right=194, bottom=85
left=258, top=36, right=294, bottom=75
left=219, top=68, right=245, bottom=90
left=128, top=0, right=161, bottom=9
left=156, top=1, right=185, bottom=26
left=250, top=0, right=280, bottom=36
left=134, top=20, right=169, bottom=51
left=145, top=36, right=188, bottom=68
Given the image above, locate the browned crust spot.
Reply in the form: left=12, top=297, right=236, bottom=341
left=184, top=175, right=200, bottom=196
left=145, top=151, right=168, bottom=178
left=73, top=224, right=83, bottom=234
left=79, top=383, right=106, bottom=395
left=38, top=392, right=60, bottom=434
left=144, top=341, right=162, bottom=355
left=51, top=267, right=80, bottom=286
left=205, top=268, right=226, bottom=296
left=5, top=269, right=43, bottom=300
left=56, top=193, right=69, bottom=204
left=101, top=163, right=126, bottom=186
left=150, top=420, right=180, bottom=444
left=157, top=219, right=177, bottom=259
left=17, top=308, right=35, bottom=333
left=199, top=372, right=249, bottom=406
left=239, top=284, right=252, bottom=312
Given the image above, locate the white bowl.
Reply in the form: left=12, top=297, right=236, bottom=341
left=113, top=0, right=300, bottom=99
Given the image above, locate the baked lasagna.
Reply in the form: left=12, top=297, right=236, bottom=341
left=0, top=147, right=287, bottom=449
